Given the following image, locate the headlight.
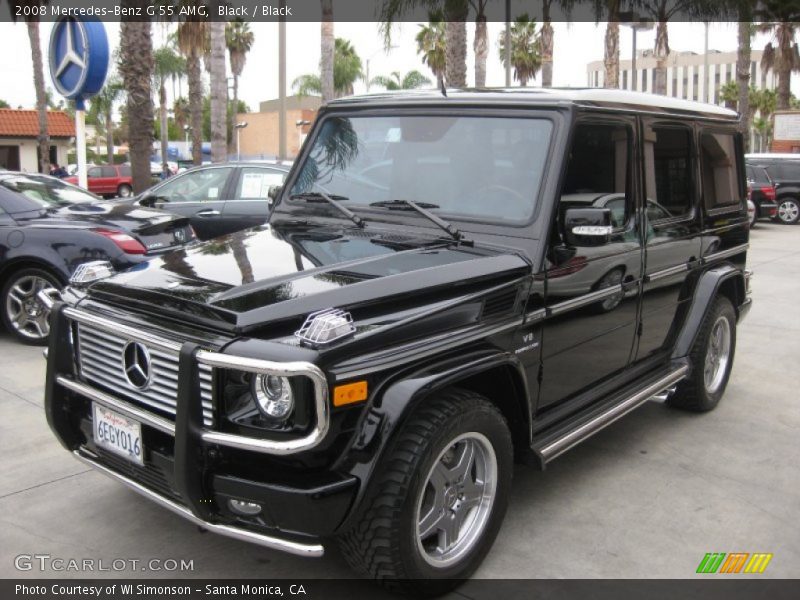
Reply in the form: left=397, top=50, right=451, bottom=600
left=253, top=375, right=294, bottom=420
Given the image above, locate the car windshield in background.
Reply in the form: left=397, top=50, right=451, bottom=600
left=290, top=115, right=553, bottom=223
left=0, top=175, right=99, bottom=207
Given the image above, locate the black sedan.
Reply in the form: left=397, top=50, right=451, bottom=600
left=0, top=172, right=195, bottom=344
left=129, top=162, right=290, bottom=240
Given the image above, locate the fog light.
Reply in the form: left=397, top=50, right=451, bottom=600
left=228, top=499, right=262, bottom=516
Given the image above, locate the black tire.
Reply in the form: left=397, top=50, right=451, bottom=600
left=775, top=196, right=800, bottom=224
left=668, top=296, right=736, bottom=412
left=0, top=267, right=62, bottom=345
left=117, top=184, right=133, bottom=198
left=339, top=388, right=513, bottom=595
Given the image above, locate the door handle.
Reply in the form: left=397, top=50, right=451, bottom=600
left=196, top=209, right=220, bottom=217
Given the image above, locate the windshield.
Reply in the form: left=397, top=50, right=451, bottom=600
left=290, top=115, right=553, bottom=223
left=0, top=174, right=100, bottom=207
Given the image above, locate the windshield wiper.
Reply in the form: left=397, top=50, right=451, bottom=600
left=369, top=199, right=464, bottom=242
left=290, top=191, right=365, bottom=228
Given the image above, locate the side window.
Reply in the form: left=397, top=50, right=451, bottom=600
left=100, top=166, right=117, bottom=178
left=154, top=167, right=232, bottom=203
left=644, top=126, right=694, bottom=220
left=559, top=121, right=632, bottom=232
left=87, top=167, right=102, bottom=178
left=118, top=165, right=131, bottom=177
left=700, top=131, right=741, bottom=209
left=235, top=167, right=286, bottom=200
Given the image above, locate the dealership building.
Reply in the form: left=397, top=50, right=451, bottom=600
left=587, top=49, right=777, bottom=105
left=0, top=108, right=75, bottom=172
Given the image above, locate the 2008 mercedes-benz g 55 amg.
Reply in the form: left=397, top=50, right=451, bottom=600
left=43, top=89, right=751, bottom=592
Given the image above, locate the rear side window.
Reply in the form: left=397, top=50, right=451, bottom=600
left=770, top=161, right=800, bottom=179
left=101, top=166, right=117, bottom=177
left=645, top=126, right=694, bottom=220
left=700, top=132, right=742, bottom=209
left=118, top=165, right=131, bottom=177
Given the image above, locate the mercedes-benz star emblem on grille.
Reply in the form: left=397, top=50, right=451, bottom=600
left=121, top=341, right=152, bottom=390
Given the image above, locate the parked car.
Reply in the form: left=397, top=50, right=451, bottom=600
left=744, top=164, right=778, bottom=226
left=0, top=172, right=194, bottom=344
left=744, top=153, right=800, bottom=224
left=126, top=162, right=290, bottom=240
left=42, top=90, right=751, bottom=593
left=64, top=164, right=134, bottom=199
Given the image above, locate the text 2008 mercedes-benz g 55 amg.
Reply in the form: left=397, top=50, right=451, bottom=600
left=43, top=89, right=751, bottom=592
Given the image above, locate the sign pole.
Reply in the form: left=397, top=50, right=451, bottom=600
left=75, top=101, right=87, bottom=189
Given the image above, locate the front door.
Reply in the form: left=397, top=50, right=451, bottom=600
left=222, top=166, right=288, bottom=233
left=151, top=166, right=233, bottom=240
left=537, top=118, right=643, bottom=410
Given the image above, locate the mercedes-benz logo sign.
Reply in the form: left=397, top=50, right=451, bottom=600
left=121, top=341, right=152, bottom=390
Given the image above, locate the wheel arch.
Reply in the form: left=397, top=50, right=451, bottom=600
left=671, top=264, right=744, bottom=360
left=337, top=350, right=531, bottom=532
left=0, top=257, right=69, bottom=288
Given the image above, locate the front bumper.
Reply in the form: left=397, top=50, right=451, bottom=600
left=44, top=303, right=357, bottom=557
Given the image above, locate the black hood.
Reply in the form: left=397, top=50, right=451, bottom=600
left=86, top=224, right=530, bottom=333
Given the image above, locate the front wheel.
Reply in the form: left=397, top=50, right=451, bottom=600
left=1, top=268, right=61, bottom=344
left=117, top=184, right=133, bottom=198
left=776, top=197, right=800, bottom=224
left=339, top=389, right=513, bottom=594
left=668, top=296, right=736, bottom=412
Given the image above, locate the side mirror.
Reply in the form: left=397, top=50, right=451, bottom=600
left=267, top=185, right=282, bottom=204
left=564, top=207, right=613, bottom=247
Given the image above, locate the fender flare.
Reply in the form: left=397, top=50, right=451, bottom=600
left=671, top=264, right=744, bottom=360
left=335, top=349, right=529, bottom=533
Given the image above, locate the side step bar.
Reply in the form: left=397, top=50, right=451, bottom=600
left=533, top=364, right=689, bottom=465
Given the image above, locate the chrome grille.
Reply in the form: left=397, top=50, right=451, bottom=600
left=75, top=323, right=214, bottom=427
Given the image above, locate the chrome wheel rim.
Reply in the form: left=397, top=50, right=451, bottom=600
left=778, top=200, right=799, bottom=223
left=119, top=186, right=132, bottom=198
left=4, top=275, right=53, bottom=340
left=599, top=269, right=624, bottom=311
left=704, top=316, right=731, bottom=394
left=415, top=432, right=497, bottom=568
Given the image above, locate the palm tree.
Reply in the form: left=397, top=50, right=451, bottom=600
left=321, top=0, right=335, bottom=103
left=600, top=0, right=621, bottom=89
left=540, top=0, right=556, bottom=88
left=757, top=1, right=800, bottom=111
left=472, top=0, right=489, bottom=87
left=153, top=47, right=183, bottom=175
left=209, top=21, right=227, bottom=163
left=177, top=20, right=207, bottom=165
left=89, top=78, right=123, bottom=165
left=444, top=0, right=469, bottom=87
left=119, top=19, right=154, bottom=193
left=226, top=20, right=254, bottom=153
left=719, top=80, right=739, bottom=109
left=173, top=97, right=189, bottom=133
left=14, top=3, right=50, bottom=173
left=293, top=38, right=362, bottom=98
left=498, top=14, right=542, bottom=87
left=370, top=70, right=432, bottom=90
left=415, top=11, right=446, bottom=89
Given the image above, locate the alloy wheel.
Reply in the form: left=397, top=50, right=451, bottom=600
left=704, top=315, right=731, bottom=394
left=777, top=199, right=799, bottom=224
left=4, top=275, right=54, bottom=341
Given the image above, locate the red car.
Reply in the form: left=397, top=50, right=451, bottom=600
left=65, top=164, right=133, bottom=198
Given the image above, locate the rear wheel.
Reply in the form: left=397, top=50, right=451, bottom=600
left=668, top=296, right=736, bottom=412
left=117, top=184, right=133, bottom=198
left=1, top=267, right=61, bottom=345
left=339, top=389, right=513, bottom=595
left=776, top=197, right=800, bottom=224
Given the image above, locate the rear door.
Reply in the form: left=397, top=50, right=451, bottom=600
left=85, top=166, right=104, bottom=194
left=222, top=166, right=288, bottom=233
left=636, top=121, right=703, bottom=361
left=149, top=166, right=234, bottom=240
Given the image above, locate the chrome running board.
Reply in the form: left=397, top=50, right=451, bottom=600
left=71, top=450, right=324, bottom=557
left=535, top=364, right=689, bottom=464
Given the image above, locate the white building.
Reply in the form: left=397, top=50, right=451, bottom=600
left=587, top=49, right=776, bottom=105
left=0, top=109, right=75, bottom=172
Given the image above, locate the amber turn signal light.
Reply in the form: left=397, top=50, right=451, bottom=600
left=333, top=381, right=368, bottom=407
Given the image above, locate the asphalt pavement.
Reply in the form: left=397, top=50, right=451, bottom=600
left=0, top=221, right=798, bottom=585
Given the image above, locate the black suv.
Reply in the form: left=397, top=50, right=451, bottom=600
left=745, top=154, right=800, bottom=224
left=42, top=90, right=751, bottom=592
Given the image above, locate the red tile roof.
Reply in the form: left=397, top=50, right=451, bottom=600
left=0, top=109, right=75, bottom=138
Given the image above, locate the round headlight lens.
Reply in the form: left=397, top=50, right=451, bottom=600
left=253, top=375, right=294, bottom=420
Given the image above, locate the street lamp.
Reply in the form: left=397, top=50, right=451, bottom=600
left=620, top=13, right=653, bottom=91
left=234, top=121, right=248, bottom=162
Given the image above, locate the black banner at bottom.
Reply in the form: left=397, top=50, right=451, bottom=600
left=3, top=579, right=799, bottom=600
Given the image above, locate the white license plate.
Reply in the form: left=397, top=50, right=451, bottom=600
left=93, top=404, right=144, bottom=466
